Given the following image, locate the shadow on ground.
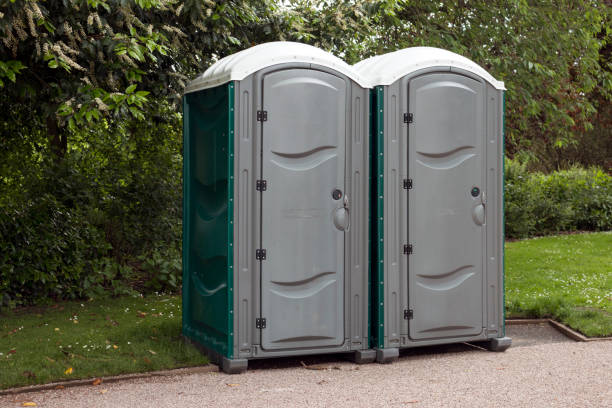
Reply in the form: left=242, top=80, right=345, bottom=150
left=244, top=323, right=575, bottom=372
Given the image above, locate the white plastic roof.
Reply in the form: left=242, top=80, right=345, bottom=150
left=354, top=47, right=505, bottom=90
left=185, top=41, right=371, bottom=93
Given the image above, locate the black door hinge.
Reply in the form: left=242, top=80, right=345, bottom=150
left=403, top=113, right=413, bottom=123
left=403, top=244, right=413, bottom=255
left=403, top=178, right=413, bottom=190
left=256, top=249, right=267, bottom=260
left=404, top=309, right=414, bottom=320
left=256, top=317, right=267, bottom=329
left=256, top=179, right=267, bottom=191
left=257, top=110, right=268, bottom=122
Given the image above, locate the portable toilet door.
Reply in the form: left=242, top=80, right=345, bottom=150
left=182, top=42, right=375, bottom=373
left=354, top=47, right=511, bottom=363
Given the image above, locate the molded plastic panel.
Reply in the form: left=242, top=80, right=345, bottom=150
left=408, top=73, right=485, bottom=340
left=260, top=69, right=346, bottom=350
left=183, top=83, right=234, bottom=357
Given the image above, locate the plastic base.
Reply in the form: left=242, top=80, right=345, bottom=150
left=353, top=349, right=376, bottom=364
left=221, top=357, right=248, bottom=374
left=485, top=336, right=512, bottom=352
left=376, top=348, right=399, bottom=364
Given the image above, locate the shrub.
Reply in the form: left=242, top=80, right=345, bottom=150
left=504, top=158, right=538, bottom=237
left=504, top=158, right=612, bottom=238
left=0, top=105, right=183, bottom=310
left=0, top=193, right=127, bottom=309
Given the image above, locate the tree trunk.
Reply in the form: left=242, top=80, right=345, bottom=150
left=47, top=115, right=67, bottom=159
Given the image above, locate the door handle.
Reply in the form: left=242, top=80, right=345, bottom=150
left=472, top=203, right=485, bottom=225
left=333, top=193, right=350, bottom=231
left=470, top=187, right=485, bottom=225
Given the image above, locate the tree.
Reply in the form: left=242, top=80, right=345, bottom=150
left=0, top=0, right=279, bottom=158
left=284, top=0, right=611, bottom=169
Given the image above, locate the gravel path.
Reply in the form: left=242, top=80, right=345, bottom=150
left=2, top=327, right=611, bottom=408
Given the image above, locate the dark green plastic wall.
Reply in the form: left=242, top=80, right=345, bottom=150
left=182, top=82, right=235, bottom=358
left=370, top=87, right=385, bottom=349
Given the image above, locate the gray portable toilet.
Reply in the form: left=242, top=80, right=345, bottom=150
left=182, top=42, right=375, bottom=373
left=354, top=47, right=511, bottom=362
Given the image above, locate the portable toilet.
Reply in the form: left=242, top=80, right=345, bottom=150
left=354, top=47, right=511, bottom=363
left=182, top=42, right=375, bottom=373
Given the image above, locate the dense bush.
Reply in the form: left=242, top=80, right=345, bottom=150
left=504, top=158, right=612, bottom=238
left=0, top=105, right=183, bottom=310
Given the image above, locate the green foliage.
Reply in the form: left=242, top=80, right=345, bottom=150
left=0, top=0, right=281, bottom=157
left=0, top=59, right=25, bottom=86
left=0, top=192, right=114, bottom=308
left=283, top=0, right=612, bottom=167
left=0, top=103, right=183, bottom=309
left=138, top=247, right=182, bottom=293
left=504, top=158, right=612, bottom=238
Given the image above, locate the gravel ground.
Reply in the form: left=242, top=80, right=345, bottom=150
left=2, top=326, right=611, bottom=408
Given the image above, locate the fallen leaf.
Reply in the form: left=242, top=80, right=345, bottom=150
left=73, top=320, right=78, bottom=324
left=64, top=367, right=73, bottom=375
left=22, top=402, right=37, bottom=407
left=317, top=380, right=327, bottom=385
left=99, top=389, right=108, bottom=394
left=137, top=311, right=147, bottom=318
left=54, top=328, right=60, bottom=331
left=143, top=357, right=152, bottom=364
left=299, top=361, right=327, bottom=370
left=45, top=356, right=56, bottom=363
left=92, top=378, right=102, bottom=386
left=55, top=385, right=65, bottom=390
left=148, top=349, right=157, bottom=355
left=8, top=349, right=16, bottom=354
left=112, top=345, right=118, bottom=349
left=405, top=400, right=420, bottom=404
left=226, top=383, right=239, bottom=387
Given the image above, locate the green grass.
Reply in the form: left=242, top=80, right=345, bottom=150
left=1, top=232, right=609, bottom=390
left=0, top=294, right=207, bottom=390
left=505, top=231, right=612, bottom=337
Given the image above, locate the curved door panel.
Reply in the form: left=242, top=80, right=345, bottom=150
left=260, top=69, right=346, bottom=350
left=408, top=73, right=485, bottom=340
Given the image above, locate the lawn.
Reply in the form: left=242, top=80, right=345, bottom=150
left=1, top=232, right=610, bottom=390
left=0, top=294, right=207, bottom=390
left=505, top=231, right=612, bottom=337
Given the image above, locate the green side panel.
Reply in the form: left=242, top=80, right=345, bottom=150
left=369, top=87, right=385, bottom=349
left=501, top=91, right=506, bottom=337
left=367, top=90, right=373, bottom=349
left=182, top=82, right=235, bottom=358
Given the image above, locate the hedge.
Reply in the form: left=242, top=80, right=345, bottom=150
left=504, top=159, right=611, bottom=238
